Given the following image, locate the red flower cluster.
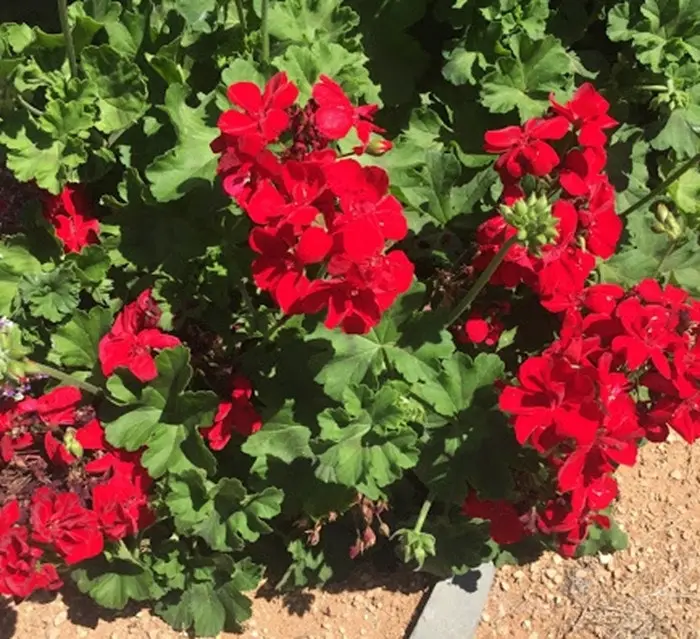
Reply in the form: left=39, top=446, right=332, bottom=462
left=99, top=289, right=181, bottom=382
left=200, top=374, right=262, bottom=450
left=42, top=185, right=100, bottom=254
left=476, top=84, right=621, bottom=308
left=0, top=386, right=153, bottom=597
left=212, top=73, right=414, bottom=334
left=467, top=279, right=700, bottom=555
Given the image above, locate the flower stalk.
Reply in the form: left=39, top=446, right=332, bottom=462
left=620, top=152, right=700, bottom=218
left=28, top=361, right=101, bottom=396
left=261, top=0, right=270, bottom=64
left=444, top=235, right=518, bottom=329
left=57, top=0, right=79, bottom=78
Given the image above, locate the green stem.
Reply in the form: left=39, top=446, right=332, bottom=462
left=261, top=0, right=270, bottom=64
left=443, top=235, right=519, bottom=329
left=635, top=84, right=669, bottom=92
left=620, top=152, right=700, bottom=218
left=238, top=280, right=270, bottom=340
left=413, top=497, right=433, bottom=534
left=57, top=0, right=79, bottom=78
left=16, top=94, right=43, bottom=118
left=29, top=361, right=101, bottom=396
left=234, top=0, right=247, bottom=35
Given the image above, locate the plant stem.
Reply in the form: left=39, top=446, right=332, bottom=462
left=635, top=84, right=669, bottom=92
left=16, top=95, right=43, bottom=118
left=261, top=0, right=270, bottom=64
left=234, top=0, right=247, bottom=35
left=443, top=235, right=519, bottom=329
left=238, top=280, right=270, bottom=340
left=413, top=497, right=433, bottom=533
left=29, top=361, right=101, bottom=396
left=57, top=0, right=79, bottom=78
left=620, top=152, right=700, bottom=218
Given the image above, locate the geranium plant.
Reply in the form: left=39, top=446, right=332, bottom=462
left=1, top=0, right=700, bottom=635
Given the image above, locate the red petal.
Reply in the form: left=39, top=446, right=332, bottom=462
left=227, top=82, right=263, bottom=112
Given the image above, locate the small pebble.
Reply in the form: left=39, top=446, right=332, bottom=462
left=522, top=619, right=533, bottom=631
left=77, top=630, right=89, bottom=639
left=671, top=469, right=683, bottom=480
left=544, top=568, right=557, bottom=580
left=552, top=555, right=563, bottom=566
left=598, top=553, right=613, bottom=566
left=481, top=612, right=491, bottom=623
left=500, top=581, right=510, bottom=592
left=553, top=575, right=563, bottom=585
left=513, top=570, right=525, bottom=581
left=627, top=564, right=637, bottom=573
left=53, top=612, right=67, bottom=627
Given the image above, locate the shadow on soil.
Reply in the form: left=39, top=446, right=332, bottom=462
left=1, top=597, right=18, bottom=639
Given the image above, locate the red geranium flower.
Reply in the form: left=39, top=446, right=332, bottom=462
left=550, top=83, right=618, bottom=147
left=0, top=501, right=61, bottom=597
left=30, top=488, right=104, bottom=565
left=92, top=476, right=154, bottom=542
left=483, top=116, right=570, bottom=178
left=461, top=492, right=527, bottom=545
left=312, top=75, right=382, bottom=150
left=42, top=185, right=100, bottom=253
left=218, top=72, right=298, bottom=152
left=99, top=290, right=181, bottom=382
left=201, top=375, right=262, bottom=450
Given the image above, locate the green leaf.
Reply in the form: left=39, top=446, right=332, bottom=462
left=576, top=516, right=628, bottom=557
left=422, top=517, right=493, bottom=578
left=412, top=352, right=505, bottom=417
left=0, top=113, right=88, bottom=194
left=277, top=539, right=334, bottom=589
left=140, top=425, right=188, bottom=478
left=80, top=44, right=148, bottom=134
left=443, top=47, right=486, bottom=86
left=0, top=238, right=41, bottom=315
left=145, top=84, right=219, bottom=202
left=104, top=404, right=163, bottom=450
left=48, top=306, right=113, bottom=369
left=480, top=34, right=573, bottom=119
left=313, top=402, right=419, bottom=499
left=394, top=149, right=495, bottom=229
left=273, top=41, right=380, bottom=104
left=607, top=124, right=650, bottom=212
left=650, top=101, right=700, bottom=159
left=19, top=264, right=81, bottom=323
left=72, top=557, right=154, bottom=610
left=607, top=0, right=700, bottom=72
left=241, top=401, right=313, bottom=464
left=267, top=0, right=361, bottom=49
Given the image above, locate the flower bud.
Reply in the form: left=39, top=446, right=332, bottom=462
left=365, top=137, right=393, bottom=157
left=655, top=203, right=670, bottom=224
left=0, top=320, right=31, bottom=383
left=64, top=427, right=84, bottom=459
left=500, top=193, right=557, bottom=253
left=650, top=221, right=666, bottom=234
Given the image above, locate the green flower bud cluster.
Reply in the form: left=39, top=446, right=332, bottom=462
left=0, top=319, right=32, bottom=382
left=499, top=193, right=558, bottom=254
left=651, top=203, right=684, bottom=240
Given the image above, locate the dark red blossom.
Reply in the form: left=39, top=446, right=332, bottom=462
left=0, top=501, right=61, bottom=597
left=461, top=492, right=527, bottom=545
left=42, top=185, right=99, bottom=253
left=30, top=488, right=104, bottom=565
left=201, top=375, right=262, bottom=450
left=92, top=476, right=154, bottom=542
left=99, top=290, right=181, bottom=382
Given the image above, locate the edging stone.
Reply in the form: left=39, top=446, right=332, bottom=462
left=409, top=563, right=495, bottom=639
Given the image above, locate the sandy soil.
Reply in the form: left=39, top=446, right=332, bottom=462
left=5, top=431, right=699, bottom=639
left=3, top=568, right=433, bottom=639
left=477, top=431, right=700, bottom=639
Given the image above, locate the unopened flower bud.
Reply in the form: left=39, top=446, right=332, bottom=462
left=655, top=203, right=670, bottom=224
left=500, top=193, right=557, bottom=253
left=666, top=213, right=683, bottom=240
left=651, top=221, right=667, bottom=234
left=365, top=137, right=393, bottom=157
left=64, top=427, right=84, bottom=459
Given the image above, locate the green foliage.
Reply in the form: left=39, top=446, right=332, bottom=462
left=0, top=0, right=689, bottom=634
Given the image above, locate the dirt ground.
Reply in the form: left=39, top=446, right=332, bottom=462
left=4, top=431, right=700, bottom=639
left=477, top=431, right=700, bottom=639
